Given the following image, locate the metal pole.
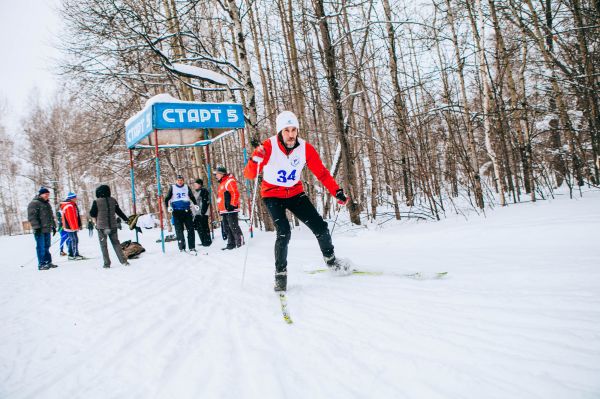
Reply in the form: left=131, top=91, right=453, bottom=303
left=129, top=149, right=139, bottom=242
left=240, top=128, right=254, bottom=238
left=204, top=128, right=215, bottom=239
left=154, top=130, right=165, bottom=253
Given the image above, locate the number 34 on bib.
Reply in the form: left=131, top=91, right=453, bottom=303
left=276, top=169, right=297, bottom=183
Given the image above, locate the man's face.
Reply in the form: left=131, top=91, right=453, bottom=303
left=215, top=172, right=224, bottom=180
left=71, top=197, right=77, bottom=202
left=40, top=193, right=50, bottom=201
left=176, top=178, right=184, bottom=186
left=281, top=126, right=298, bottom=148
left=193, top=182, right=200, bottom=190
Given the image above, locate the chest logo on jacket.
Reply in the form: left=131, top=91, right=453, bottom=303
left=290, top=157, right=300, bottom=167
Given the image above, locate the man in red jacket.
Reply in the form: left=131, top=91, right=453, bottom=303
left=216, top=166, right=244, bottom=250
left=60, top=192, right=84, bottom=260
left=244, top=111, right=349, bottom=291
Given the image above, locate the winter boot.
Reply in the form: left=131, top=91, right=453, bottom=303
left=48, top=263, right=58, bottom=268
left=103, top=264, right=110, bottom=269
left=274, top=272, right=287, bottom=292
left=38, top=264, right=51, bottom=270
left=60, top=251, right=66, bottom=256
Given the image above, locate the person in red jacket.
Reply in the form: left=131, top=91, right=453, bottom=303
left=60, top=192, right=84, bottom=260
left=215, top=166, right=244, bottom=250
left=244, top=111, right=349, bottom=291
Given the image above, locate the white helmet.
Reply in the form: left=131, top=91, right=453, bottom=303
left=276, top=111, right=299, bottom=133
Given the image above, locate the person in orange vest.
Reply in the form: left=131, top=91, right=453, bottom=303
left=60, top=192, right=84, bottom=260
left=215, top=166, right=244, bottom=250
left=244, top=111, right=349, bottom=291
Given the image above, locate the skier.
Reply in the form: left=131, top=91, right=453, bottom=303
left=56, top=208, right=70, bottom=256
left=89, top=185, right=130, bottom=268
left=215, top=166, right=244, bottom=250
left=60, top=192, right=84, bottom=260
left=244, top=111, right=349, bottom=291
left=164, top=175, right=199, bottom=253
left=192, top=178, right=212, bottom=247
left=87, top=219, right=94, bottom=237
left=27, top=187, right=58, bottom=270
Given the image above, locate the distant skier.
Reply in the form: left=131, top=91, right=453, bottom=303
left=60, top=192, right=84, bottom=260
left=192, top=178, right=212, bottom=247
left=87, top=219, right=94, bottom=237
left=244, top=111, right=349, bottom=292
left=89, top=185, right=130, bottom=268
left=215, top=166, right=244, bottom=250
left=164, top=175, right=199, bottom=253
left=27, top=187, right=58, bottom=270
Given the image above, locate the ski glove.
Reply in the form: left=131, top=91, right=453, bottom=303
left=226, top=204, right=236, bottom=212
left=251, top=146, right=266, bottom=164
left=167, top=206, right=173, bottom=213
left=193, top=205, right=200, bottom=211
left=335, top=189, right=349, bottom=205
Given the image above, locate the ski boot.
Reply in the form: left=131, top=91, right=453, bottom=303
left=324, top=255, right=351, bottom=274
left=274, top=272, right=287, bottom=292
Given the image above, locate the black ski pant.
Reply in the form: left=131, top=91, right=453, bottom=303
left=193, top=214, right=212, bottom=246
left=221, top=212, right=243, bottom=248
left=173, top=209, right=195, bottom=250
left=263, top=193, right=334, bottom=275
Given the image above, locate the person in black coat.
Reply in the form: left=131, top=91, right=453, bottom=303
left=90, top=185, right=129, bottom=268
left=192, top=178, right=212, bottom=247
left=27, top=187, right=57, bottom=270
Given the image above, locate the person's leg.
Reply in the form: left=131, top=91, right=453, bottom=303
left=287, top=193, right=334, bottom=259
left=222, top=214, right=235, bottom=249
left=228, top=213, right=244, bottom=247
left=43, top=233, right=52, bottom=265
left=98, top=229, right=111, bottom=267
left=72, top=232, right=80, bottom=256
left=184, top=212, right=195, bottom=250
left=108, top=229, right=127, bottom=264
left=34, top=233, right=45, bottom=267
left=263, top=198, right=291, bottom=288
left=67, top=232, right=76, bottom=257
left=199, top=215, right=212, bottom=246
left=173, top=211, right=186, bottom=250
left=193, top=215, right=202, bottom=244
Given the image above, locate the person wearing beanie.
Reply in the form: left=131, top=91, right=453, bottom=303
left=192, top=178, right=212, bottom=247
left=60, top=192, right=84, bottom=260
left=164, top=175, right=199, bottom=253
left=27, top=187, right=58, bottom=270
left=215, top=166, right=243, bottom=250
left=244, top=110, right=349, bottom=292
left=89, top=184, right=130, bottom=268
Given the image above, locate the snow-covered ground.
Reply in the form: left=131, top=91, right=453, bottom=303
left=1, top=191, right=599, bottom=399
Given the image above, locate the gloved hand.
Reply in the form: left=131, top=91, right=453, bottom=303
left=335, top=189, right=349, bottom=206
left=33, top=228, right=41, bottom=236
left=226, top=204, right=235, bottom=212
left=52, top=227, right=57, bottom=236
left=251, top=146, right=265, bottom=164
left=167, top=206, right=173, bottom=213
left=193, top=205, right=200, bottom=211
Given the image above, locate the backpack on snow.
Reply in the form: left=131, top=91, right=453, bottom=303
left=120, top=240, right=146, bottom=259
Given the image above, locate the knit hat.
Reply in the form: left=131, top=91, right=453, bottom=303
left=38, top=187, right=50, bottom=195
left=194, top=178, right=203, bottom=186
left=276, top=111, right=299, bottom=133
left=214, top=166, right=227, bottom=175
left=66, top=192, right=77, bottom=200
left=176, top=174, right=184, bottom=180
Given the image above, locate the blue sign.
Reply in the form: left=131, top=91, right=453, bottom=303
left=126, top=102, right=245, bottom=149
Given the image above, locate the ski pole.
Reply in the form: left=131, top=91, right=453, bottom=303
left=241, top=159, right=262, bottom=287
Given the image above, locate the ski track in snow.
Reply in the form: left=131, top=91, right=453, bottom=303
left=1, top=192, right=600, bottom=399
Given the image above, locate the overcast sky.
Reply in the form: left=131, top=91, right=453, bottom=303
left=0, top=0, right=62, bottom=136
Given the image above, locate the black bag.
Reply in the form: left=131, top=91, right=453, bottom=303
left=120, top=240, right=146, bottom=259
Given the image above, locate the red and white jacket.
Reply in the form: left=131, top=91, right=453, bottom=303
left=244, top=134, right=339, bottom=199
left=59, top=201, right=81, bottom=232
left=217, top=174, right=241, bottom=214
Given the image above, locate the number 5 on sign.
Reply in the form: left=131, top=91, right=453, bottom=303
left=276, top=169, right=297, bottom=183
